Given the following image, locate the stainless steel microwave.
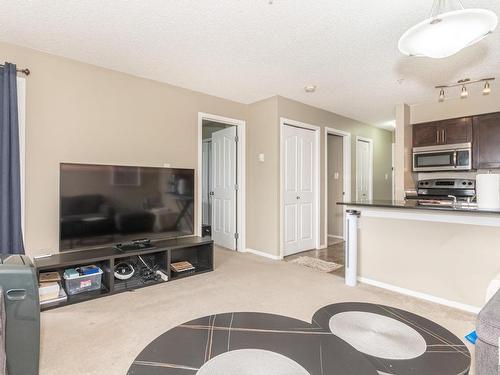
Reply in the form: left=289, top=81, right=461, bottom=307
left=413, top=143, right=472, bottom=172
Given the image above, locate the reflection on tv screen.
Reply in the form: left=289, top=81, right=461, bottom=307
left=59, top=163, right=194, bottom=251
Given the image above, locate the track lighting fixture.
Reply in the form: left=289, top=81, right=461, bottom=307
left=460, top=85, right=468, bottom=99
left=435, top=77, right=495, bottom=102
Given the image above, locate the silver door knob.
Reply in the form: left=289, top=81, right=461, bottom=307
left=296, top=196, right=300, bottom=200
left=209, top=191, right=214, bottom=196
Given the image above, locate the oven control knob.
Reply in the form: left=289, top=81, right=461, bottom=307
left=462, top=181, right=467, bottom=185
left=468, top=182, right=473, bottom=186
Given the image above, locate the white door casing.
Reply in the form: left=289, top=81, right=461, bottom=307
left=356, top=137, right=373, bottom=202
left=202, top=140, right=211, bottom=225
left=324, top=127, right=351, bottom=245
left=282, top=124, right=317, bottom=256
left=211, top=127, right=237, bottom=250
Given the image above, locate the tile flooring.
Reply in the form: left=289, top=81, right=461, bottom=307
left=285, top=237, right=345, bottom=277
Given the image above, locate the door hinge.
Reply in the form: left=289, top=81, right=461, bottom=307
left=234, top=233, right=239, bottom=240
left=235, top=184, right=239, bottom=191
left=235, top=135, right=239, bottom=143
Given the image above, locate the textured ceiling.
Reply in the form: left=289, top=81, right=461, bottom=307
left=0, top=0, right=499, bottom=129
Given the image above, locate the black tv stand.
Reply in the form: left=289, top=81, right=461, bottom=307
left=34, top=236, right=213, bottom=311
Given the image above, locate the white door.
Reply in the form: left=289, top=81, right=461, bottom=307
left=211, top=127, right=237, bottom=250
left=356, top=139, right=372, bottom=201
left=283, top=124, right=316, bottom=256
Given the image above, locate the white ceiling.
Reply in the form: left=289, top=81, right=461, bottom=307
left=1, top=0, right=499, bottom=129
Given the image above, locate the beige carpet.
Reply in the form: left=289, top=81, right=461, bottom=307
left=290, top=256, right=343, bottom=272
left=39, top=247, right=476, bottom=375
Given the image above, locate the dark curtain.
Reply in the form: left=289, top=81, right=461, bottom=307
left=0, top=63, right=25, bottom=254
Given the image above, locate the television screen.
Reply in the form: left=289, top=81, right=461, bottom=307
left=59, top=163, right=194, bottom=251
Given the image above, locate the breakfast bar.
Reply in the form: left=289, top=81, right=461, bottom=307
left=339, top=200, right=500, bottom=312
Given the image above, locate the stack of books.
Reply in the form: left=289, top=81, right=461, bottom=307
left=170, top=261, right=195, bottom=273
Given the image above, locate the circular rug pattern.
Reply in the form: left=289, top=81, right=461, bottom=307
left=128, top=312, right=377, bottom=375
left=329, top=311, right=427, bottom=360
left=197, top=349, right=310, bottom=375
left=313, top=302, right=471, bottom=375
left=128, top=303, right=471, bottom=375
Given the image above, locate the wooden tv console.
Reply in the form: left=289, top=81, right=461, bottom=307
left=34, top=236, right=213, bottom=311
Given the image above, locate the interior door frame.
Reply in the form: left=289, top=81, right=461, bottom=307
left=279, top=117, right=320, bottom=259
left=324, top=127, right=351, bottom=244
left=355, top=136, right=374, bottom=201
left=197, top=112, right=246, bottom=252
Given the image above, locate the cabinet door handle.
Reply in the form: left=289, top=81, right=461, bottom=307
left=442, top=129, right=446, bottom=144
left=436, top=130, right=440, bottom=144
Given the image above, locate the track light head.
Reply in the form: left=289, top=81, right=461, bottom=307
left=460, top=85, right=468, bottom=99
left=483, top=81, right=491, bottom=95
left=438, top=89, right=445, bottom=102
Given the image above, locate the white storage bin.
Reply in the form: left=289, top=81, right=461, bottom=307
left=63, top=268, right=103, bottom=295
left=39, top=282, right=60, bottom=302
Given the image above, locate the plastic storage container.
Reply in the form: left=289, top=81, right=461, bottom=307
left=63, top=268, right=103, bottom=295
left=38, top=282, right=60, bottom=302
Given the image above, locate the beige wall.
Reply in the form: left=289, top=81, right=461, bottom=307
left=277, top=96, right=393, bottom=249
left=394, top=103, right=414, bottom=200
left=245, top=97, right=280, bottom=253
left=411, top=92, right=500, bottom=124
left=357, top=208, right=500, bottom=309
left=1, top=42, right=247, bottom=257
left=2, top=42, right=393, bottom=259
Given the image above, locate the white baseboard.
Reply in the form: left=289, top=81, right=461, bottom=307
left=318, top=243, right=328, bottom=249
left=358, top=277, right=481, bottom=314
left=328, top=234, right=344, bottom=239
left=243, top=248, right=282, bottom=260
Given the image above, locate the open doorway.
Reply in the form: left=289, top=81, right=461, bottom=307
left=197, top=113, right=246, bottom=251
left=356, top=136, right=373, bottom=202
left=327, top=134, right=345, bottom=244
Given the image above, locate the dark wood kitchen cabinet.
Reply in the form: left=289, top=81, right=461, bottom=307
left=473, top=112, right=500, bottom=169
left=413, top=117, right=472, bottom=147
left=413, top=123, right=440, bottom=147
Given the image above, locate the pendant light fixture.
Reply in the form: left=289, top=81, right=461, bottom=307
left=399, top=0, right=498, bottom=59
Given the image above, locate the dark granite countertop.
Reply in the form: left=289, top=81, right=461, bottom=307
left=337, top=200, right=500, bottom=214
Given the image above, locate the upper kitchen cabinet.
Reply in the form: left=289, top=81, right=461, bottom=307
left=413, top=123, right=440, bottom=147
left=413, top=117, right=472, bottom=148
left=473, top=112, right=500, bottom=169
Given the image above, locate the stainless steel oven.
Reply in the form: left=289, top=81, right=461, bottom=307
left=413, top=143, right=472, bottom=172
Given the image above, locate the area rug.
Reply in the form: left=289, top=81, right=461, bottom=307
left=128, top=302, right=470, bottom=375
left=290, top=256, right=343, bottom=272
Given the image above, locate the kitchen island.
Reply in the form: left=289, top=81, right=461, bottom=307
left=338, top=200, right=500, bottom=312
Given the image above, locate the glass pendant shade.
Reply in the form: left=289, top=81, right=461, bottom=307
left=399, top=5, right=498, bottom=59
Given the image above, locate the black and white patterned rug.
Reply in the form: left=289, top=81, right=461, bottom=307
left=128, top=302, right=471, bottom=375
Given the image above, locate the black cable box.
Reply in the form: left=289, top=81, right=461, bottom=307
left=115, top=239, right=155, bottom=252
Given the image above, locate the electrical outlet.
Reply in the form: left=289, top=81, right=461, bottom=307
left=258, top=153, right=265, bottom=162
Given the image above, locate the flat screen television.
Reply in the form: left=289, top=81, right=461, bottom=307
left=59, top=163, right=195, bottom=251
